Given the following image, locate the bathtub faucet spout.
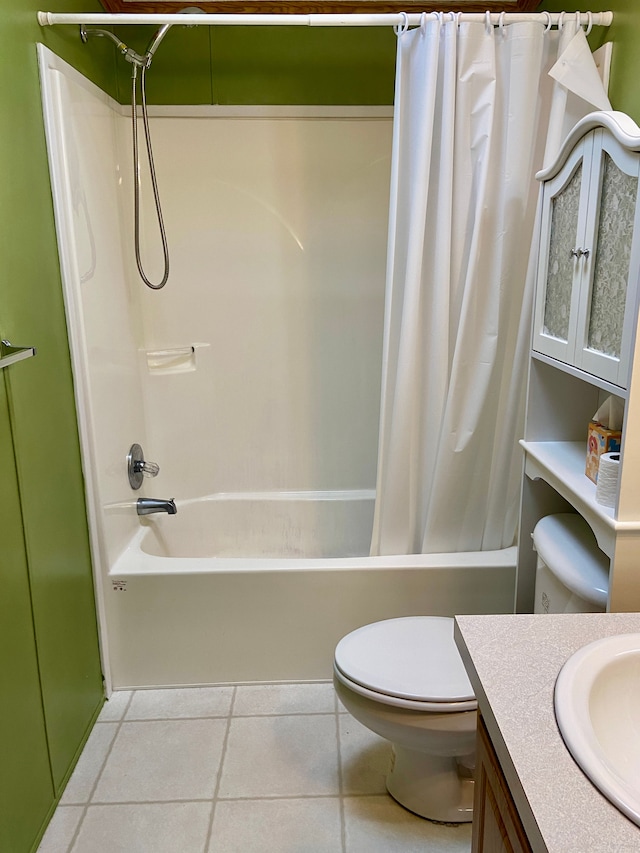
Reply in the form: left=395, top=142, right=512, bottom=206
left=136, top=498, right=177, bottom=516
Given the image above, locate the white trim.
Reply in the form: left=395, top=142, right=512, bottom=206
left=37, top=11, right=614, bottom=28
left=537, top=111, right=640, bottom=183
left=37, top=44, right=120, bottom=694
left=32, top=57, right=387, bottom=122
left=141, top=104, right=394, bottom=120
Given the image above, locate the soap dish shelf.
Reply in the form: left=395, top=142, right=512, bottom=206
left=143, top=343, right=209, bottom=375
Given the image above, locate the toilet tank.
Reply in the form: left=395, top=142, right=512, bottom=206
left=532, top=514, right=609, bottom=614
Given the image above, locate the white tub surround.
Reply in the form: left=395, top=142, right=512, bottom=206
left=454, top=613, right=640, bottom=852
left=39, top=46, right=402, bottom=690
left=39, top=44, right=521, bottom=692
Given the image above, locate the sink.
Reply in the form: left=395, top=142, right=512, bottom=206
left=555, top=633, right=640, bottom=826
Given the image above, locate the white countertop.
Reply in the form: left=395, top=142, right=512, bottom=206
left=454, top=613, right=640, bottom=853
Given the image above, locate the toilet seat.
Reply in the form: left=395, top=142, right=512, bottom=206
left=334, top=616, right=477, bottom=713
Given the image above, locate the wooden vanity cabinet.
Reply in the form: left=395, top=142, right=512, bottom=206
left=472, top=715, right=532, bottom=853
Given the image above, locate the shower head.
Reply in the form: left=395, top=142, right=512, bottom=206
left=144, top=24, right=172, bottom=67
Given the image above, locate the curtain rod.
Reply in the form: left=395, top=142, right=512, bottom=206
left=37, top=11, right=614, bottom=28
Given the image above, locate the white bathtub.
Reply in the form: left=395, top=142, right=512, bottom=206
left=136, top=490, right=377, bottom=562
left=108, top=492, right=517, bottom=688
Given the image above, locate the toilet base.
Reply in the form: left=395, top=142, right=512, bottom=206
left=386, top=744, right=475, bottom=823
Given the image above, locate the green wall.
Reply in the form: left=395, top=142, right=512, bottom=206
left=113, top=24, right=395, bottom=105
left=539, top=1, right=640, bottom=122
left=110, top=7, right=639, bottom=109
left=0, top=1, right=109, bottom=668
left=0, top=0, right=112, bottom=826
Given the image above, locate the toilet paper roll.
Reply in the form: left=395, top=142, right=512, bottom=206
left=595, top=452, right=620, bottom=508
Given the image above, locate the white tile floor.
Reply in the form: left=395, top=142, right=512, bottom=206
left=37, top=683, right=472, bottom=853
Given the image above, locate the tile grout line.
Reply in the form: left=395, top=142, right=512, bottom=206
left=203, top=685, right=237, bottom=852
left=44, top=683, right=466, bottom=851
left=55, top=684, right=389, bottom=852
left=121, top=710, right=336, bottom=722
left=84, top=792, right=363, bottom=806
left=64, top=690, right=136, bottom=853
left=335, top=687, right=348, bottom=853
left=123, top=679, right=333, bottom=689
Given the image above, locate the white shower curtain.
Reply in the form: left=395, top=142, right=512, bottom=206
left=370, top=16, right=610, bottom=556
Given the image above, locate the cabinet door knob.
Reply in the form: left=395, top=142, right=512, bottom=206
left=569, top=248, right=590, bottom=259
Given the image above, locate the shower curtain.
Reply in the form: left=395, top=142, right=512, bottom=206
left=370, top=16, right=611, bottom=556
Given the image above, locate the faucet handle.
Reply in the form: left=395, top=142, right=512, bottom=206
left=134, top=459, right=160, bottom=478
left=127, top=443, right=160, bottom=490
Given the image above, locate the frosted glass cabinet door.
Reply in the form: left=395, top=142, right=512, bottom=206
left=533, top=137, right=593, bottom=364
left=575, top=135, right=640, bottom=387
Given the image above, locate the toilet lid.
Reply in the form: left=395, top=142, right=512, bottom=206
left=334, top=616, right=475, bottom=704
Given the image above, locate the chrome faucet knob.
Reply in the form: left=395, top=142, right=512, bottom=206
left=127, top=443, right=160, bottom=490
left=133, top=459, right=160, bottom=477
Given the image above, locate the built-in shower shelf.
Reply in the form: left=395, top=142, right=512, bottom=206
left=143, top=343, right=209, bottom=374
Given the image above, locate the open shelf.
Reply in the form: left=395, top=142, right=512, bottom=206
left=520, top=440, right=640, bottom=558
left=531, top=351, right=628, bottom=399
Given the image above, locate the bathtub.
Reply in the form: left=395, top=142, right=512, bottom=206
left=108, top=491, right=517, bottom=689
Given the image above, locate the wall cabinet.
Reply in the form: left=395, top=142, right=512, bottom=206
left=472, top=715, right=532, bottom=853
left=533, top=123, right=640, bottom=387
left=518, top=112, right=640, bottom=614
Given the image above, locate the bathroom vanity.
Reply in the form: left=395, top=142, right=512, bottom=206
left=454, top=613, right=640, bottom=853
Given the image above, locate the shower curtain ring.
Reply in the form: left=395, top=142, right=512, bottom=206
left=542, top=11, right=553, bottom=32
left=585, top=11, right=593, bottom=35
left=427, top=11, right=443, bottom=31
left=498, top=11, right=506, bottom=37
left=485, top=11, right=492, bottom=34
left=558, top=11, right=565, bottom=31
left=394, top=12, right=409, bottom=36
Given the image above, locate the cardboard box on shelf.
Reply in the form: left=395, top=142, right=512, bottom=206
left=586, top=421, right=622, bottom=483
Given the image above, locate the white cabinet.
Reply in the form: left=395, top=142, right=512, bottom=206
left=533, top=119, right=640, bottom=387
left=518, top=112, right=640, bottom=614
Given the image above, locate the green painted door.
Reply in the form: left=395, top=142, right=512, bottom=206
left=5, top=350, right=105, bottom=794
left=0, top=373, right=54, bottom=852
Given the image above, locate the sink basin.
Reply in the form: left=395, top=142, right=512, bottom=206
left=555, top=633, right=640, bottom=826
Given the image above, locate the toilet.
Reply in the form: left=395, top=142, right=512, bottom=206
left=333, top=616, right=477, bottom=823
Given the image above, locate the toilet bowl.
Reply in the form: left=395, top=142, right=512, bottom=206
left=333, top=616, right=477, bottom=822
